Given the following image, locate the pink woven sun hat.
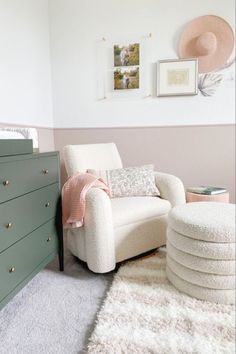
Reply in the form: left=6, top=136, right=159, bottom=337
left=178, top=15, right=235, bottom=73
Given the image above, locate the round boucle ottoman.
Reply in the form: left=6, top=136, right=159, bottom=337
left=166, top=202, right=235, bottom=304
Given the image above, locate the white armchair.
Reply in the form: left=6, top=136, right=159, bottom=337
left=63, top=143, right=186, bottom=273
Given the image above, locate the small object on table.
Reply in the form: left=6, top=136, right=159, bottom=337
left=186, top=186, right=229, bottom=203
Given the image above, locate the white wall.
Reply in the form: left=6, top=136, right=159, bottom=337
left=0, top=0, right=53, bottom=128
left=0, top=0, right=234, bottom=129
left=49, top=0, right=235, bottom=128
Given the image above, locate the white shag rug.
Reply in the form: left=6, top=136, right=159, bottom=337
left=87, top=250, right=235, bottom=354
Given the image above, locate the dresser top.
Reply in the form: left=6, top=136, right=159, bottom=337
left=0, top=151, right=59, bottom=164
left=0, top=139, right=33, bottom=157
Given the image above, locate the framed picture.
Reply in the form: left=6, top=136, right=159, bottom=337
left=157, top=58, right=198, bottom=97
left=95, top=36, right=149, bottom=100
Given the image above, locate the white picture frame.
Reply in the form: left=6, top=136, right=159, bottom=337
left=157, top=58, right=198, bottom=97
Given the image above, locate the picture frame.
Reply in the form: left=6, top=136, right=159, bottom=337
left=95, top=35, right=150, bottom=100
left=157, top=58, right=198, bottom=97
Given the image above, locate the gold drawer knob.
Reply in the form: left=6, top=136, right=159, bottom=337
left=3, top=180, right=10, bottom=186
left=6, top=222, right=13, bottom=229
left=43, top=169, right=49, bottom=174
left=45, top=202, right=50, bottom=207
left=9, top=267, right=15, bottom=273
left=47, top=237, right=52, bottom=242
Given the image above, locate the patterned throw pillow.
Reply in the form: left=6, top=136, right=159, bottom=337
left=87, top=165, right=160, bottom=198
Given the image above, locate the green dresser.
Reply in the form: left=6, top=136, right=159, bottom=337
left=0, top=148, right=63, bottom=310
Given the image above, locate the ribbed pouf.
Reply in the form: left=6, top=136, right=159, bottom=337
left=166, top=202, right=236, bottom=304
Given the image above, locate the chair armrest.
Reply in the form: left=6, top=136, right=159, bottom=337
left=84, top=188, right=116, bottom=273
left=155, top=172, right=186, bottom=207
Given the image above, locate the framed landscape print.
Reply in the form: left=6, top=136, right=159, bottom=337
left=157, top=58, right=198, bottom=96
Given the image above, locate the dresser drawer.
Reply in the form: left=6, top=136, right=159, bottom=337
left=0, top=155, right=59, bottom=204
left=0, top=219, right=57, bottom=302
left=0, top=183, right=59, bottom=253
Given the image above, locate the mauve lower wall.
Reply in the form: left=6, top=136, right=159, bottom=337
left=1, top=123, right=234, bottom=203
left=54, top=125, right=235, bottom=203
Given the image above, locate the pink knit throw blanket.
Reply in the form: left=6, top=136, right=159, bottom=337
left=62, top=172, right=110, bottom=228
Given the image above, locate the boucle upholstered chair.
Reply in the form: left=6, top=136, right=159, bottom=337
left=63, top=143, right=186, bottom=273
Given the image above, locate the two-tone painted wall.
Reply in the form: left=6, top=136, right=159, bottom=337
left=0, top=0, right=235, bottom=201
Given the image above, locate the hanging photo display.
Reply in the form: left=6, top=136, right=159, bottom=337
left=113, top=43, right=140, bottom=90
